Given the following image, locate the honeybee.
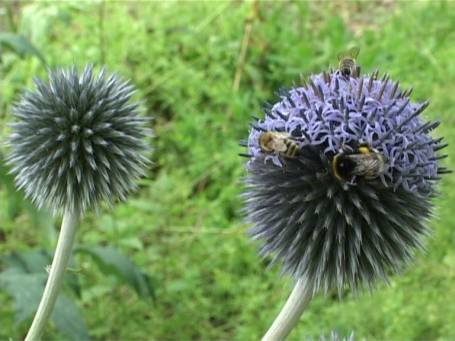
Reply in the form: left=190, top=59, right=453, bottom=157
left=259, top=132, right=300, bottom=158
left=338, top=47, right=360, bottom=78
left=332, top=144, right=386, bottom=181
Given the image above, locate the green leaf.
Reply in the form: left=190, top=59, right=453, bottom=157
left=0, top=261, right=89, bottom=339
left=4, top=249, right=52, bottom=274
left=2, top=248, right=82, bottom=298
left=0, top=270, right=46, bottom=324
left=75, top=245, right=155, bottom=300
left=52, top=295, right=90, bottom=341
left=0, top=154, right=47, bottom=226
left=0, top=154, right=25, bottom=220
left=0, top=32, right=46, bottom=65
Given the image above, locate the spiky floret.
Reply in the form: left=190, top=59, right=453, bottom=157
left=7, top=65, right=150, bottom=214
left=244, top=69, right=448, bottom=293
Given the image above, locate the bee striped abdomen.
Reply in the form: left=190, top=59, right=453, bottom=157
left=284, top=140, right=299, bottom=157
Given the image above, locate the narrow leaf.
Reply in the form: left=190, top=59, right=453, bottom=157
left=75, top=245, right=155, bottom=299
left=0, top=32, right=46, bottom=65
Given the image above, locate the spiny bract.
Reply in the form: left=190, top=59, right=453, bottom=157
left=243, top=68, right=449, bottom=293
left=8, top=65, right=150, bottom=215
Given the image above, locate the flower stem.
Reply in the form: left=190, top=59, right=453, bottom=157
left=25, top=210, right=80, bottom=341
left=262, top=277, right=314, bottom=341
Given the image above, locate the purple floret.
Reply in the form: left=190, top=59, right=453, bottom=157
left=248, top=72, right=442, bottom=194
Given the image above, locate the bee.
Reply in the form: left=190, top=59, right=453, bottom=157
left=332, top=144, right=386, bottom=182
left=338, top=47, right=360, bottom=78
left=259, top=132, right=300, bottom=158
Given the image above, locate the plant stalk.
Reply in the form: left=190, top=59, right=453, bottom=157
left=262, top=277, right=314, bottom=341
left=25, top=210, right=80, bottom=341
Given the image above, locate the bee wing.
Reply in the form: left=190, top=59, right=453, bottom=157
left=272, top=139, right=288, bottom=152
left=347, top=46, right=360, bottom=58
left=275, top=132, right=291, bottom=138
left=337, top=47, right=359, bottom=60
left=337, top=52, right=346, bottom=61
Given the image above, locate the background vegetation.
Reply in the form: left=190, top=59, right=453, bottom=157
left=0, top=1, right=454, bottom=340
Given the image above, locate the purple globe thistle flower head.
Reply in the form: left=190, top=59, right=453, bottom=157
left=243, top=68, right=449, bottom=293
left=7, top=65, right=150, bottom=215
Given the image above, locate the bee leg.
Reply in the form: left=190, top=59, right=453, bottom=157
left=379, top=174, right=388, bottom=188
left=289, top=145, right=297, bottom=158
left=349, top=175, right=357, bottom=185
left=294, top=145, right=300, bottom=157
left=354, top=65, right=361, bottom=78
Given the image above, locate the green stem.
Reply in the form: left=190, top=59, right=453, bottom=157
left=25, top=210, right=80, bottom=341
left=98, top=0, right=106, bottom=64
left=6, top=3, right=17, bottom=32
left=261, top=277, right=314, bottom=341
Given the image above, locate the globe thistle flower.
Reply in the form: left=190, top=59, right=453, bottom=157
left=6, top=65, right=150, bottom=340
left=7, top=65, right=150, bottom=215
left=243, top=69, right=448, bottom=293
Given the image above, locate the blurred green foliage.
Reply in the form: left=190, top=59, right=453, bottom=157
left=0, top=1, right=454, bottom=340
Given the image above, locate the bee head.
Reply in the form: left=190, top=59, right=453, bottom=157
left=332, top=153, right=356, bottom=181
left=341, top=67, right=351, bottom=77
left=259, top=132, right=274, bottom=152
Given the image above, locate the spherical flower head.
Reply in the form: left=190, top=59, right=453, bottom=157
left=7, top=65, right=150, bottom=215
left=243, top=69, right=449, bottom=293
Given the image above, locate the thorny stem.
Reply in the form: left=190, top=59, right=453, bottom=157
left=262, top=277, right=314, bottom=341
left=25, top=210, right=80, bottom=341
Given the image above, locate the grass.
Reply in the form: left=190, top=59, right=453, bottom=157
left=1, top=1, right=454, bottom=340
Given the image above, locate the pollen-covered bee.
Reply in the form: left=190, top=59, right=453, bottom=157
left=259, top=132, right=300, bottom=158
left=332, top=144, right=386, bottom=181
left=338, top=47, right=360, bottom=78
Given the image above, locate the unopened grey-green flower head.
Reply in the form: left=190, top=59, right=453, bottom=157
left=7, top=65, right=150, bottom=214
left=242, top=67, right=449, bottom=293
